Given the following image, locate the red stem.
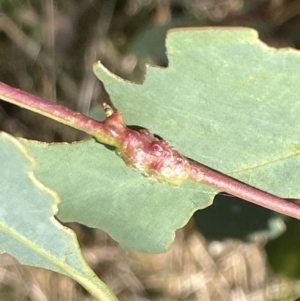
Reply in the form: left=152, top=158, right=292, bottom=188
left=0, top=82, right=118, bottom=146
left=190, top=164, right=300, bottom=219
left=1, top=81, right=300, bottom=220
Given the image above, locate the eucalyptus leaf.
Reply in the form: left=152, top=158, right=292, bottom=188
left=21, top=28, right=300, bottom=252
left=0, top=132, right=118, bottom=301
left=94, top=28, right=300, bottom=199
left=22, top=139, right=215, bottom=253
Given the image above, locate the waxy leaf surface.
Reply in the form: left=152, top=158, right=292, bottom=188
left=0, top=132, right=118, bottom=301
left=94, top=28, right=300, bottom=198
left=22, top=28, right=300, bottom=252
left=23, top=139, right=214, bottom=252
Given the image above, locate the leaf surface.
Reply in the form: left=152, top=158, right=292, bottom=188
left=22, top=139, right=214, bottom=252
left=0, top=132, right=117, bottom=301
left=94, top=28, right=300, bottom=198
left=21, top=28, right=300, bottom=252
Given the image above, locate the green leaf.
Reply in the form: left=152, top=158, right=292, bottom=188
left=94, top=28, right=300, bottom=199
left=20, top=28, right=300, bottom=252
left=0, top=132, right=118, bottom=301
left=22, top=139, right=215, bottom=252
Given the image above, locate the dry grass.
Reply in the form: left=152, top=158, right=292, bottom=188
left=0, top=222, right=299, bottom=301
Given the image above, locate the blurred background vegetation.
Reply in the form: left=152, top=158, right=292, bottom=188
left=1, top=0, right=300, bottom=300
